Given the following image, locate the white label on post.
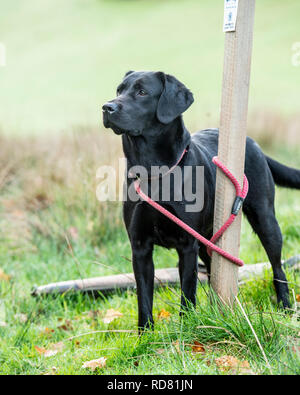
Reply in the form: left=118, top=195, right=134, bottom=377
left=223, top=0, right=239, bottom=32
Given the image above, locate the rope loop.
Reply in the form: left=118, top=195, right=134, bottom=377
left=133, top=155, right=248, bottom=267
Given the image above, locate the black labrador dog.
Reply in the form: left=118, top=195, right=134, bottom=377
left=102, top=71, right=300, bottom=330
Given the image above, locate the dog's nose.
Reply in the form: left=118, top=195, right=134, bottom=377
left=102, top=102, right=118, bottom=114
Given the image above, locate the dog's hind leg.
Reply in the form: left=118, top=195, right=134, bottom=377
left=243, top=204, right=290, bottom=308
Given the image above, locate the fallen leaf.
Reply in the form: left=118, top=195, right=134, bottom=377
left=11, top=209, right=26, bottom=219
left=40, top=327, right=55, bottom=337
left=292, top=345, right=300, bottom=354
left=157, top=309, right=171, bottom=320
left=191, top=340, right=205, bottom=353
left=0, top=268, right=11, bottom=282
left=14, top=313, right=28, bottom=323
left=43, top=366, right=57, bottom=375
left=82, top=357, right=107, bottom=371
left=51, top=341, right=64, bottom=351
left=2, top=199, right=16, bottom=210
left=87, top=310, right=101, bottom=319
left=68, top=227, right=78, bottom=241
left=35, top=346, right=58, bottom=357
left=29, top=192, right=52, bottom=210
left=296, top=294, right=300, bottom=302
left=172, top=339, right=181, bottom=353
left=57, top=319, right=73, bottom=331
left=291, top=337, right=300, bottom=354
left=35, top=342, right=64, bottom=357
left=215, top=355, right=253, bottom=374
left=102, top=309, right=123, bottom=324
left=44, top=349, right=58, bottom=357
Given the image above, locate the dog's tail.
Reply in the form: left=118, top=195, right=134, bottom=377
left=266, top=156, right=300, bottom=189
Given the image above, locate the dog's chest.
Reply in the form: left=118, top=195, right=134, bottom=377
left=152, top=216, right=188, bottom=249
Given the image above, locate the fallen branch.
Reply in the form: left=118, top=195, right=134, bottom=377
left=31, top=255, right=300, bottom=296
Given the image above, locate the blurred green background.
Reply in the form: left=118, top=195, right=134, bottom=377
left=0, top=0, right=299, bottom=135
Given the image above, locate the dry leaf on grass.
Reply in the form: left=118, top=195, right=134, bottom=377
left=215, top=355, right=253, bottom=374
left=292, top=344, right=300, bottom=354
left=191, top=340, right=205, bottom=353
left=40, top=327, right=55, bottom=337
left=51, top=341, right=64, bottom=351
left=286, top=335, right=300, bottom=354
left=35, top=341, right=64, bottom=357
left=296, top=294, right=300, bottom=302
left=11, top=209, right=26, bottom=219
left=2, top=199, right=16, bottom=210
left=57, top=319, right=73, bottom=331
left=102, top=309, right=123, bottom=324
left=157, top=309, right=171, bottom=320
left=82, top=357, right=107, bottom=371
left=14, top=313, right=28, bottom=323
left=74, top=340, right=80, bottom=347
left=0, top=268, right=11, bottom=282
left=68, top=226, right=78, bottom=241
left=43, top=366, right=57, bottom=375
left=172, top=340, right=181, bottom=353
left=87, top=310, right=101, bottom=319
left=291, top=338, right=300, bottom=354
left=35, top=346, right=58, bottom=357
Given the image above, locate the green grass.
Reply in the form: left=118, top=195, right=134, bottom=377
left=0, top=135, right=299, bottom=375
left=0, top=0, right=300, bottom=134
left=0, top=269, right=299, bottom=375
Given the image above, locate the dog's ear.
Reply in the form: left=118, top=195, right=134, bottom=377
left=124, top=70, right=134, bottom=78
left=156, top=72, right=194, bottom=124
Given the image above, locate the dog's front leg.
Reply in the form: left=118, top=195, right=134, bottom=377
left=132, top=241, right=154, bottom=331
left=177, top=241, right=198, bottom=312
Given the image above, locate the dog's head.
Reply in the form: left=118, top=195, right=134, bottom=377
left=102, top=71, right=194, bottom=136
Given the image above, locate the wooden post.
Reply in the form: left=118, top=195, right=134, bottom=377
left=211, top=0, right=256, bottom=304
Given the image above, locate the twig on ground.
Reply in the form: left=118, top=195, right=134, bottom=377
left=63, top=329, right=138, bottom=343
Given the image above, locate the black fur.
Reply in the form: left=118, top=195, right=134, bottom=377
left=266, top=156, right=300, bottom=189
left=102, top=71, right=299, bottom=330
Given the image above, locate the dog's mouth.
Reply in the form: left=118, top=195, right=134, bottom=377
left=102, top=113, right=141, bottom=136
left=110, top=124, right=126, bottom=135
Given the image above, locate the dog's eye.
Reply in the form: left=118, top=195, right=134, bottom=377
left=137, top=89, right=147, bottom=96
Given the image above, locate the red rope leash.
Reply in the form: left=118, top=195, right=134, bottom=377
left=133, top=155, right=248, bottom=267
